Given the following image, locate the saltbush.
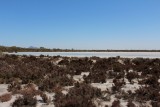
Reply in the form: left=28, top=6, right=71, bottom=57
left=12, top=95, right=37, bottom=107
left=54, top=83, right=102, bottom=107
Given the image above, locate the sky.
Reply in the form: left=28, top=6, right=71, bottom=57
left=0, top=0, right=160, bottom=50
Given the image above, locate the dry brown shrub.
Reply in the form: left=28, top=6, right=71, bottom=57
left=54, top=83, right=101, bottom=107
left=19, top=84, right=40, bottom=97
left=52, top=86, right=63, bottom=93
left=40, top=93, right=51, bottom=104
left=8, top=82, right=22, bottom=94
left=127, top=101, right=136, bottom=107
left=111, top=100, right=121, bottom=107
left=12, top=95, right=37, bottom=107
left=0, top=93, right=12, bottom=102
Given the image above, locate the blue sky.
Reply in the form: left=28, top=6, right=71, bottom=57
left=0, top=0, right=160, bottom=50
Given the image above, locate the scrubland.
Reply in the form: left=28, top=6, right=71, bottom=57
left=0, top=54, right=160, bottom=107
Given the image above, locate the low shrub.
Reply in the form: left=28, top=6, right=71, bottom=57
left=111, top=100, right=121, bottom=107
left=127, top=101, right=136, bottom=107
left=135, top=86, right=160, bottom=102
left=38, top=76, right=72, bottom=92
left=8, top=82, right=21, bottom=94
left=40, top=93, right=50, bottom=104
left=112, top=79, right=125, bottom=93
left=12, top=95, right=37, bottom=107
left=126, top=71, right=138, bottom=83
left=151, top=101, right=160, bottom=107
left=54, top=83, right=102, bottom=107
left=84, top=71, right=107, bottom=83
left=0, top=93, right=12, bottom=102
left=18, top=85, right=39, bottom=97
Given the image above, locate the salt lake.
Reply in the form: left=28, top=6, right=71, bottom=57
left=6, top=52, right=160, bottom=58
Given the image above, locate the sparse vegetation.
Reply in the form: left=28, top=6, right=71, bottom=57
left=0, top=55, right=160, bottom=106
left=54, top=83, right=101, bottom=107
left=0, top=93, right=12, bottom=102
left=0, top=50, right=3, bottom=57
left=12, top=95, right=37, bottom=107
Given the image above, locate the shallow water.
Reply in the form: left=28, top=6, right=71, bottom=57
left=6, top=52, right=160, bottom=58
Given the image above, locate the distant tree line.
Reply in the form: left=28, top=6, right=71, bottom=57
left=0, top=45, right=160, bottom=52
